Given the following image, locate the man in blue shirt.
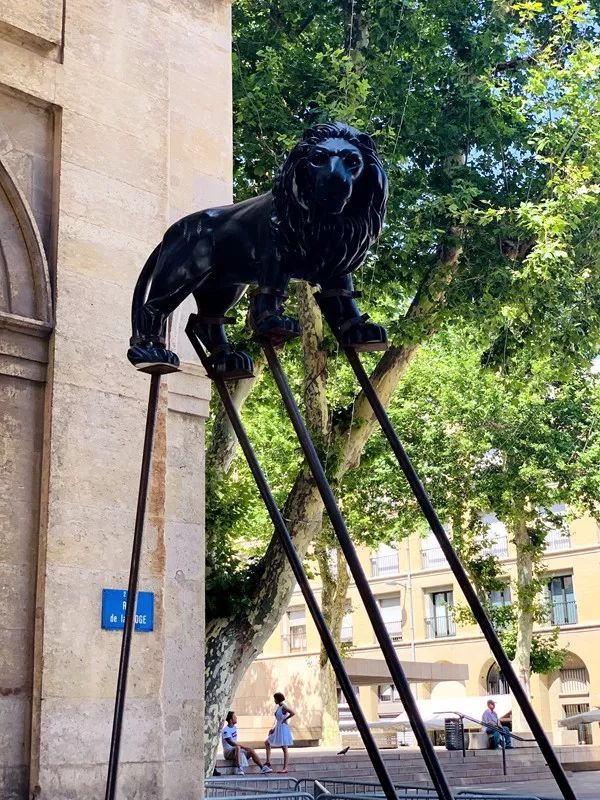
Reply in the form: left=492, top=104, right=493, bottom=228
left=482, top=699, right=513, bottom=749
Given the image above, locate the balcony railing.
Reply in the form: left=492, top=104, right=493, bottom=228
left=378, top=691, right=403, bottom=704
left=550, top=600, right=577, bottom=626
left=487, top=535, right=509, bottom=559
left=545, top=532, right=571, bottom=552
left=337, top=702, right=354, bottom=720
left=560, top=667, right=589, bottom=694
left=370, top=553, right=399, bottom=577
left=425, top=613, right=456, bottom=638
left=383, top=620, right=402, bottom=642
left=282, top=627, right=307, bottom=653
left=421, top=546, right=447, bottom=569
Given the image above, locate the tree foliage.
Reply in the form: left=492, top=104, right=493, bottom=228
left=203, top=0, right=600, bottom=766
left=233, top=0, right=600, bottom=347
left=211, top=0, right=600, bottom=583
left=377, top=327, right=600, bottom=673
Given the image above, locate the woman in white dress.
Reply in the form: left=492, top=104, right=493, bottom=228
left=264, top=692, right=295, bottom=773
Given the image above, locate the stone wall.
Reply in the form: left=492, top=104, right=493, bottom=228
left=0, top=1, right=232, bottom=797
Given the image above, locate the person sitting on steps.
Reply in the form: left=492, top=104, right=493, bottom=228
left=482, top=699, right=513, bottom=750
left=221, top=711, right=273, bottom=775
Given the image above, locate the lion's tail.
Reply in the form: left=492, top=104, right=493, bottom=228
left=131, top=243, right=161, bottom=334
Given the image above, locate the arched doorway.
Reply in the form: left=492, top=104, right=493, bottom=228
left=431, top=662, right=466, bottom=700
left=0, top=154, right=52, bottom=797
left=558, top=653, right=592, bottom=745
left=486, top=663, right=510, bottom=696
left=559, top=653, right=590, bottom=695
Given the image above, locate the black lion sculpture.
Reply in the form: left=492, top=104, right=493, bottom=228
left=128, top=122, right=388, bottom=378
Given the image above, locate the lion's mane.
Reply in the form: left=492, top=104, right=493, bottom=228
left=270, top=122, right=388, bottom=283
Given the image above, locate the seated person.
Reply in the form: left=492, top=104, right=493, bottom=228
left=221, top=711, right=273, bottom=775
left=482, top=699, right=513, bottom=749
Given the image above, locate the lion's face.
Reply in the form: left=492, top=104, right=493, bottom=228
left=272, top=123, right=388, bottom=272
left=302, top=137, right=364, bottom=214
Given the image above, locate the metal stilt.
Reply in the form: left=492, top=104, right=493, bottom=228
left=186, top=316, right=399, bottom=800
left=260, top=342, right=454, bottom=800
left=105, top=372, right=162, bottom=800
left=342, top=345, right=577, bottom=800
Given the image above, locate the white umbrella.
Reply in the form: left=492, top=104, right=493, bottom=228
left=350, top=695, right=513, bottom=733
left=558, top=709, right=600, bottom=728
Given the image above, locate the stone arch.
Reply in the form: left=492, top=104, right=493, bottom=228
left=0, top=155, right=52, bottom=328
left=430, top=661, right=467, bottom=699
left=0, top=150, right=53, bottom=800
left=478, top=657, right=495, bottom=694
left=480, top=658, right=510, bottom=696
left=552, top=651, right=590, bottom=695
left=430, top=680, right=466, bottom=699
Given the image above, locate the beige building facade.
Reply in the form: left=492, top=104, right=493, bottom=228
left=0, top=2, right=231, bottom=797
left=238, top=513, right=600, bottom=748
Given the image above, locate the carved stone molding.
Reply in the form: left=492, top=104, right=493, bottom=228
left=0, top=155, right=52, bottom=379
left=0, top=1, right=63, bottom=55
left=0, top=155, right=52, bottom=324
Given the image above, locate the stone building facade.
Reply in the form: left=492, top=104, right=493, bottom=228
left=244, top=515, right=600, bottom=749
left=0, top=2, right=231, bottom=797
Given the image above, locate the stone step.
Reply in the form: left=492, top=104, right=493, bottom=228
left=214, top=744, right=593, bottom=788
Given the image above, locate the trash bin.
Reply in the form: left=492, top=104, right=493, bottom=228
left=444, top=717, right=469, bottom=750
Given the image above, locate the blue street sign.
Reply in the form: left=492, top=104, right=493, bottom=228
left=101, top=589, right=154, bottom=632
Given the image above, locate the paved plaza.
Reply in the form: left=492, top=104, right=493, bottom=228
left=467, top=771, right=600, bottom=799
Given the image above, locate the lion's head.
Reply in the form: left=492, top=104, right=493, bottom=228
left=271, top=123, right=388, bottom=280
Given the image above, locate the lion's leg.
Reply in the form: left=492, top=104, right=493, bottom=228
left=315, top=273, right=388, bottom=352
left=131, top=244, right=162, bottom=345
left=249, top=266, right=300, bottom=345
left=189, top=284, right=254, bottom=379
left=193, top=284, right=247, bottom=349
left=128, top=228, right=211, bottom=371
left=128, top=275, right=198, bottom=371
left=130, top=224, right=189, bottom=345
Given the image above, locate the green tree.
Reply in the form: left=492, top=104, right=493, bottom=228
left=204, top=0, right=600, bottom=767
left=346, top=327, right=599, bottom=728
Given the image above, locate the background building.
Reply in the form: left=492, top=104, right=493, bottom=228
left=0, top=1, right=231, bottom=797
left=235, top=512, right=600, bottom=748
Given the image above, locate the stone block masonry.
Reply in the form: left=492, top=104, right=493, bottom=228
left=0, top=1, right=232, bottom=797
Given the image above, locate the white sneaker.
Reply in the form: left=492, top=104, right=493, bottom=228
left=235, top=767, right=245, bottom=775
left=261, top=765, right=273, bottom=774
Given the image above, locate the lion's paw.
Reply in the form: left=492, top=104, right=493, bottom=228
left=208, top=349, right=254, bottom=381
left=252, top=314, right=301, bottom=345
left=127, top=345, right=181, bottom=373
left=341, top=322, right=388, bottom=352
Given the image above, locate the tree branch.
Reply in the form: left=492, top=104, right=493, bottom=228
left=295, top=13, right=317, bottom=38
left=206, top=354, right=266, bottom=477
left=494, top=39, right=551, bottom=73
left=336, top=226, right=464, bottom=476
left=297, top=282, right=330, bottom=440
left=494, top=55, right=536, bottom=72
